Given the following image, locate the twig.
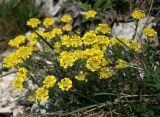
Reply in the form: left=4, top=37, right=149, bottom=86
left=132, top=20, right=139, bottom=40
left=71, top=90, right=100, bottom=105
left=0, top=70, right=17, bottom=78
left=34, top=30, right=55, bottom=51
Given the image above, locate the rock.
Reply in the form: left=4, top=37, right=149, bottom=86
left=12, top=106, right=24, bottom=117
left=0, top=103, right=15, bottom=113
left=31, top=101, right=49, bottom=115
left=112, top=16, right=159, bottom=45
left=35, top=0, right=67, bottom=17
left=0, top=49, right=27, bottom=116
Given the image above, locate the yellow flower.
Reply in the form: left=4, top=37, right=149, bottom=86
left=75, top=71, right=87, bottom=81
left=110, top=37, right=117, bottom=45
left=115, top=59, right=128, bottom=69
left=27, top=18, right=41, bottom=28
left=128, top=40, right=140, bottom=52
left=3, top=52, right=23, bottom=68
left=72, top=50, right=85, bottom=59
left=53, top=41, right=61, bottom=53
left=61, top=35, right=70, bottom=47
left=63, top=24, right=72, bottom=31
left=83, top=47, right=104, bottom=58
left=82, top=30, right=97, bottom=45
left=12, top=77, right=24, bottom=90
left=17, top=67, right=28, bottom=79
left=99, top=67, right=112, bottom=79
left=58, top=78, right=72, bottom=91
left=16, top=46, right=33, bottom=60
left=85, top=10, right=97, bottom=19
left=61, top=35, right=82, bottom=47
left=70, top=35, right=83, bottom=47
left=96, top=36, right=110, bottom=44
left=51, top=28, right=62, bottom=35
left=3, top=46, right=33, bottom=68
left=43, top=17, right=55, bottom=28
left=43, top=75, right=56, bottom=89
left=59, top=51, right=77, bottom=68
left=9, top=35, right=25, bottom=48
left=96, top=23, right=111, bottom=34
left=143, top=28, right=157, bottom=38
left=131, top=10, right=145, bottom=20
left=27, top=33, right=38, bottom=47
left=86, top=56, right=102, bottom=72
left=35, top=87, right=49, bottom=101
left=61, top=15, right=72, bottom=23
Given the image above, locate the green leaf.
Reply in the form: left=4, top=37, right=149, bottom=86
left=80, top=3, right=91, bottom=10
left=93, top=0, right=105, bottom=9
left=63, top=104, right=99, bottom=116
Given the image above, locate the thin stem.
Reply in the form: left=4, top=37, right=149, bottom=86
left=132, top=20, right=139, bottom=40
left=0, top=70, right=17, bottom=78
left=34, top=30, right=55, bottom=51
left=71, top=90, right=100, bottom=105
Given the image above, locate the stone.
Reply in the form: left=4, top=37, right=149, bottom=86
left=112, top=16, right=158, bottom=45
left=35, top=0, right=67, bottom=17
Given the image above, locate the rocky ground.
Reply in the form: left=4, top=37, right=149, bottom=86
left=0, top=49, right=29, bottom=117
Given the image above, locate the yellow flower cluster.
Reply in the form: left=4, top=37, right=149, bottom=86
left=59, top=46, right=106, bottom=69
left=53, top=41, right=62, bottom=53
left=96, top=23, right=111, bottom=34
left=131, top=10, right=145, bottom=20
left=99, top=67, right=112, bottom=79
left=86, top=56, right=102, bottom=72
left=109, top=37, right=141, bottom=52
left=85, top=10, right=97, bottom=19
left=96, top=36, right=110, bottom=45
left=82, top=30, right=97, bottom=45
left=3, top=46, right=33, bottom=68
left=83, top=47, right=104, bottom=58
left=61, top=35, right=82, bottom=47
left=35, top=28, right=62, bottom=40
left=9, top=35, right=25, bottom=48
left=43, top=17, right=55, bottom=28
left=27, top=18, right=41, bottom=28
left=27, top=33, right=38, bottom=47
left=128, top=40, right=140, bottom=52
left=35, top=75, right=57, bottom=101
left=18, top=67, right=28, bottom=78
left=61, top=15, right=72, bottom=23
left=52, top=28, right=63, bottom=35
left=63, top=24, right=72, bottom=31
left=115, top=59, right=128, bottom=69
left=36, top=87, right=49, bottom=101
left=58, top=78, right=72, bottom=91
left=43, top=75, right=57, bottom=89
left=59, top=51, right=78, bottom=68
left=12, top=67, right=28, bottom=90
left=143, top=28, right=157, bottom=38
left=85, top=48, right=109, bottom=72
left=75, top=71, right=87, bottom=81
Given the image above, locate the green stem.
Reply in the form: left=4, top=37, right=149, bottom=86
left=34, top=30, right=55, bottom=51
left=0, top=70, right=17, bottom=78
left=132, top=20, right=139, bottom=40
left=71, top=90, right=100, bottom=105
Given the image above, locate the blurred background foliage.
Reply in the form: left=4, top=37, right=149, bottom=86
left=0, top=0, right=39, bottom=38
